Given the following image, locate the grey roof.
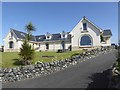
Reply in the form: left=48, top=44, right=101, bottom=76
left=12, top=29, right=36, bottom=41
left=11, top=28, right=112, bottom=42
left=35, top=33, right=71, bottom=42
left=103, top=29, right=112, bottom=36
left=11, top=28, right=71, bottom=42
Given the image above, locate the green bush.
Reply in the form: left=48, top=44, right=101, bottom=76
left=100, top=35, right=104, bottom=42
left=19, top=40, right=35, bottom=65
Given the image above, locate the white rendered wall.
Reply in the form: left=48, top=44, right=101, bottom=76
left=4, top=31, right=19, bottom=52
left=70, top=19, right=101, bottom=49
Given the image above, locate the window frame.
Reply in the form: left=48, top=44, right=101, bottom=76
left=47, top=36, right=50, bottom=39
left=62, top=34, right=65, bottom=38
left=80, top=35, right=92, bottom=46
left=83, top=23, right=87, bottom=30
left=9, top=41, right=14, bottom=48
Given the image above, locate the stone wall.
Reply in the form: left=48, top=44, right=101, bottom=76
left=0, top=46, right=115, bottom=83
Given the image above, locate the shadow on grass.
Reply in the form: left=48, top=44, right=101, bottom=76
left=86, top=69, right=111, bottom=89
left=12, top=58, right=22, bottom=66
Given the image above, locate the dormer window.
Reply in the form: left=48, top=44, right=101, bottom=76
left=47, top=36, right=50, bottom=39
left=46, top=35, right=51, bottom=39
left=46, top=32, right=52, bottom=39
left=83, top=23, right=87, bottom=30
left=63, top=34, right=65, bottom=38
left=61, top=31, right=67, bottom=38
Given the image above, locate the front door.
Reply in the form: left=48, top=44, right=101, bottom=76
left=46, top=43, right=49, bottom=50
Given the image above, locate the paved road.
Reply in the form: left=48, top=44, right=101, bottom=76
left=3, top=50, right=117, bottom=88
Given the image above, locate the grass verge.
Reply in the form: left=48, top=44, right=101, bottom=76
left=2, top=50, right=84, bottom=68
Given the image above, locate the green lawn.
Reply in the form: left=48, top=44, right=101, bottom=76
left=1, top=50, right=84, bottom=68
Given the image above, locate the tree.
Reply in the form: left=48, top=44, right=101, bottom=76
left=19, top=40, right=35, bottom=65
left=100, top=35, right=104, bottom=42
left=25, top=22, right=36, bottom=41
left=18, top=22, right=36, bottom=65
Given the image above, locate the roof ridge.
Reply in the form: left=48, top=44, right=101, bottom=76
left=11, top=28, right=70, bottom=37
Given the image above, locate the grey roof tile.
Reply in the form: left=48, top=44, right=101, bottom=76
left=12, top=29, right=36, bottom=41
left=11, top=28, right=71, bottom=42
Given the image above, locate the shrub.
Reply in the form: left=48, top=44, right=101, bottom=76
left=57, top=49, right=63, bottom=53
left=100, top=35, right=104, bottom=42
left=19, top=40, right=35, bottom=65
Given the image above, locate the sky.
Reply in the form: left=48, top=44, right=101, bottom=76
left=1, top=0, right=119, bottom=2
left=1, top=2, right=118, bottom=45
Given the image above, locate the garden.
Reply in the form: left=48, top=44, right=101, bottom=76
left=1, top=50, right=84, bottom=68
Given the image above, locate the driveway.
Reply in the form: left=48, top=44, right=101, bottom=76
left=3, top=50, right=117, bottom=88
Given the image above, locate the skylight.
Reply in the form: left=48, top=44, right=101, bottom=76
left=20, top=33, right=25, bottom=37
left=38, top=37, right=41, bottom=39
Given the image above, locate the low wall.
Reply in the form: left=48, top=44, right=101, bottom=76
left=0, top=46, right=115, bottom=83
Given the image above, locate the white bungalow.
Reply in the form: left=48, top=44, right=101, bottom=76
left=3, top=16, right=112, bottom=52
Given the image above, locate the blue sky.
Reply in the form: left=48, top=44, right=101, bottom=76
left=2, top=2, right=118, bottom=45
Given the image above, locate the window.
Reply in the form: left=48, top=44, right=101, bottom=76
left=38, top=37, right=41, bottom=39
left=47, top=36, right=49, bottom=39
left=61, top=31, right=67, bottom=38
left=20, top=33, right=25, bottom=37
left=11, top=32, right=13, bottom=37
left=46, top=43, right=49, bottom=50
left=9, top=32, right=13, bottom=39
left=83, top=23, right=87, bottom=30
left=63, top=34, right=65, bottom=38
left=80, top=35, right=92, bottom=46
left=46, top=32, right=51, bottom=39
left=9, top=41, right=14, bottom=48
left=32, top=43, right=34, bottom=48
